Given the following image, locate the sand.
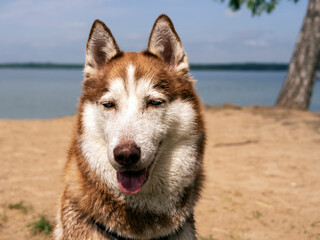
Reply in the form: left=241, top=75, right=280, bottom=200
left=0, top=106, right=319, bottom=240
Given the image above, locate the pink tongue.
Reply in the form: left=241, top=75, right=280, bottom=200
left=117, top=169, right=147, bottom=194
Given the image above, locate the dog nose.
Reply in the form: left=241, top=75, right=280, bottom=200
left=113, top=142, right=141, bottom=166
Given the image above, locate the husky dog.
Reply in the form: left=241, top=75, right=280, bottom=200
left=54, top=14, right=205, bottom=240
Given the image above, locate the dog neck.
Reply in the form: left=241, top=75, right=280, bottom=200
left=92, top=218, right=170, bottom=240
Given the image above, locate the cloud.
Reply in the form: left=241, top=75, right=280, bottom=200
left=183, top=29, right=292, bottom=63
left=244, top=40, right=268, bottom=47
left=124, top=33, right=144, bottom=41
left=224, top=9, right=241, bottom=18
left=0, top=0, right=136, bottom=62
left=0, top=0, right=304, bottom=63
left=0, top=0, right=131, bottom=24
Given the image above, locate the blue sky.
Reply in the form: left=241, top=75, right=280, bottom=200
left=0, top=0, right=308, bottom=63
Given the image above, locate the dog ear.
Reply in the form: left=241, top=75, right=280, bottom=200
left=148, top=15, right=189, bottom=74
left=85, top=19, right=120, bottom=77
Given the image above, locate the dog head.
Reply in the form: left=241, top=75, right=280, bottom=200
left=78, top=15, right=204, bottom=196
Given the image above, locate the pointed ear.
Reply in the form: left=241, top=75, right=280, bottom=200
left=148, top=15, right=189, bottom=74
left=84, top=19, right=120, bottom=77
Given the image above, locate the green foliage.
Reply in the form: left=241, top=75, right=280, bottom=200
left=216, top=0, right=299, bottom=16
left=252, top=210, right=262, bottom=219
left=0, top=211, right=8, bottom=224
left=8, top=201, right=29, bottom=214
left=29, top=215, right=53, bottom=236
left=311, top=220, right=320, bottom=228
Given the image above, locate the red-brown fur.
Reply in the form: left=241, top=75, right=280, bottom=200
left=55, top=15, right=206, bottom=240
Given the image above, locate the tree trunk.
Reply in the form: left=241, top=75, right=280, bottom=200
left=275, top=0, right=320, bottom=110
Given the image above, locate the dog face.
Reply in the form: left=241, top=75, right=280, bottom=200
left=79, top=15, right=203, bottom=196
left=97, top=64, right=167, bottom=174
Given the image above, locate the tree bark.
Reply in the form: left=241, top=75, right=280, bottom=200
left=275, top=0, right=320, bottom=110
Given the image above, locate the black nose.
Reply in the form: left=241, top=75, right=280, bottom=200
left=113, top=142, right=141, bottom=166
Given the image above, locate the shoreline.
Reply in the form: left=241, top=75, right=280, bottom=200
left=1, top=104, right=319, bottom=121
left=0, top=62, right=291, bottom=71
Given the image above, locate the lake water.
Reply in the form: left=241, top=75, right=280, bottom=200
left=0, top=69, right=319, bottom=119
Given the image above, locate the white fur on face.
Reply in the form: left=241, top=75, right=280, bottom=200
left=80, top=64, right=199, bottom=212
left=126, top=99, right=199, bottom=213
left=98, top=65, right=168, bottom=172
left=80, top=102, right=120, bottom=192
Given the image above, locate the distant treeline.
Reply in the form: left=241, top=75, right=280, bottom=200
left=190, top=63, right=289, bottom=71
left=0, top=63, right=83, bottom=69
left=0, top=62, right=292, bottom=71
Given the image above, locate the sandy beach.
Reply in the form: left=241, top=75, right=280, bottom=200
left=0, top=105, right=319, bottom=240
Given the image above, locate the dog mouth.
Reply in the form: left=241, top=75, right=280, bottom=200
left=116, top=169, right=147, bottom=194
left=116, top=140, right=162, bottom=194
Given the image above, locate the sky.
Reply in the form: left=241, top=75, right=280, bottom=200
left=0, top=0, right=308, bottom=64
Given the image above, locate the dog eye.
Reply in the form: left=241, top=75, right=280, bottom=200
left=147, top=99, right=164, bottom=107
left=102, top=102, right=115, bottom=109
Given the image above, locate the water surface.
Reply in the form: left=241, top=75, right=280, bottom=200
left=0, top=69, right=319, bottom=119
